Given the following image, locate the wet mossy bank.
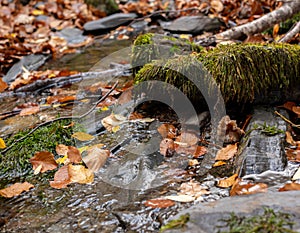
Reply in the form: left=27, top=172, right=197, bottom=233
left=132, top=33, right=300, bottom=104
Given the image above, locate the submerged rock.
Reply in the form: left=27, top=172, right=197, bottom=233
left=56, top=27, right=87, bottom=45
left=83, top=13, right=137, bottom=34
left=163, top=15, right=223, bottom=35
left=235, top=107, right=287, bottom=176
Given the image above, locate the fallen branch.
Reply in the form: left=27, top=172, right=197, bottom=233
left=278, top=21, right=300, bottom=42
left=275, top=110, right=300, bottom=129
left=0, top=82, right=118, bottom=155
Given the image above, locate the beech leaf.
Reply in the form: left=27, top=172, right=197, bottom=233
left=30, top=151, right=58, bottom=173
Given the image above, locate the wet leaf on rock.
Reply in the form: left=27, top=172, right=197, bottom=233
left=67, top=146, right=82, bottom=164
left=217, top=173, right=238, bottom=188
left=30, top=151, right=58, bottom=174
left=82, top=147, right=110, bottom=173
left=230, top=178, right=268, bottom=196
left=179, top=180, right=210, bottom=200
left=0, top=182, right=34, bottom=198
left=215, top=143, right=237, bottom=161
left=213, top=161, right=227, bottom=167
left=286, top=131, right=297, bottom=146
left=50, top=165, right=71, bottom=189
left=68, top=164, right=94, bottom=184
left=144, top=198, right=175, bottom=208
left=71, top=132, right=94, bottom=141
left=279, top=182, right=300, bottom=191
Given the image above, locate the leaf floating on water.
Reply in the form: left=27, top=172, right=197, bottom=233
left=144, top=198, right=175, bottom=208
left=68, top=164, right=94, bottom=184
left=279, top=182, right=300, bottom=191
left=165, top=195, right=195, bottom=203
left=82, top=147, right=110, bottom=173
left=217, top=173, right=238, bottom=188
left=71, top=132, right=94, bottom=141
left=0, top=182, right=34, bottom=198
left=30, top=151, right=58, bottom=173
left=50, top=165, right=71, bottom=189
left=215, top=143, right=238, bottom=161
left=67, top=146, right=82, bottom=164
left=0, top=137, right=6, bottom=149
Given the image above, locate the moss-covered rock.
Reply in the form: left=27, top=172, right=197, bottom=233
left=134, top=41, right=300, bottom=103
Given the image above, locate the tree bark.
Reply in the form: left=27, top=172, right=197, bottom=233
left=278, top=21, right=300, bottom=42
left=217, top=1, right=300, bottom=40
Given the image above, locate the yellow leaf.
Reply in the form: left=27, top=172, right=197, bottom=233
left=101, top=106, right=109, bottom=111
left=56, top=155, right=69, bottom=164
left=0, top=138, right=6, bottom=149
left=71, top=132, right=94, bottom=141
left=112, top=125, right=120, bottom=133
left=213, top=161, right=226, bottom=167
left=32, top=9, right=44, bottom=15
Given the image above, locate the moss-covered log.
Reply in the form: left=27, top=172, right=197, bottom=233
left=133, top=35, right=300, bottom=103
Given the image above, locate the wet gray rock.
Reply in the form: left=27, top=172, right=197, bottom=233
left=163, top=16, right=223, bottom=35
left=83, top=13, right=137, bottom=34
left=3, top=54, right=49, bottom=83
left=236, top=107, right=287, bottom=176
left=167, top=191, right=300, bottom=233
left=56, top=27, right=87, bottom=45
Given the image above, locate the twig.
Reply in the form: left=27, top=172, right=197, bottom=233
left=278, top=21, right=300, bottom=43
left=0, top=82, right=118, bottom=154
left=274, top=110, right=300, bottom=128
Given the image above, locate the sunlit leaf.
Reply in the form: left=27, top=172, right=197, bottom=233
left=165, top=195, right=195, bottom=203
left=188, top=159, right=199, bottom=166
left=217, top=173, right=238, bottom=188
left=68, top=164, right=94, bottom=184
left=0, top=137, right=6, bottom=149
left=101, top=113, right=126, bottom=132
left=215, top=143, right=238, bottom=160
left=144, top=198, right=175, bottom=208
left=211, top=0, right=224, bottom=12
left=179, top=180, right=210, bottom=199
left=71, top=132, right=94, bottom=141
left=82, top=148, right=110, bottom=173
left=0, top=182, right=34, bottom=198
left=56, top=155, right=69, bottom=165
left=30, top=151, right=58, bottom=173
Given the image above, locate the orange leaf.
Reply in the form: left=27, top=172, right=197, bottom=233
left=47, top=95, right=76, bottom=104
left=68, top=164, right=94, bottom=184
left=286, top=131, right=296, bottom=146
left=20, top=106, right=40, bottom=116
left=281, top=101, right=296, bottom=112
left=230, top=179, right=268, bottom=196
left=56, top=144, right=69, bottom=156
left=279, top=182, right=300, bottom=192
left=50, top=165, right=71, bottom=189
left=0, top=182, right=34, bottom=198
left=160, top=138, right=175, bottom=157
left=157, top=124, right=176, bottom=139
left=193, top=146, right=207, bottom=158
left=215, top=143, right=237, bottom=160
left=30, top=151, right=58, bottom=173
left=0, top=78, right=8, bottom=93
left=67, top=146, right=82, bottom=164
left=144, top=198, right=175, bottom=208
left=217, top=174, right=238, bottom=188
left=286, top=148, right=300, bottom=162
left=292, top=106, right=300, bottom=117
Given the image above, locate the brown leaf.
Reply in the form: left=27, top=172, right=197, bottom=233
left=67, top=146, right=82, bottom=164
left=193, top=146, right=207, bottom=158
left=47, top=95, right=76, bottom=104
left=50, top=165, right=71, bottom=189
left=160, top=138, right=175, bottom=157
left=176, top=131, right=198, bottom=147
left=279, top=182, right=300, bottom=192
left=281, top=101, right=296, bottom=112
left=292, top=106, right=300, bottom=117
left=286, top=147, right=300, bottom=162
left=286, top=131, right=296, bottom=146
left=19, top=106, right=40, bottom=116
left=230, top=179, right=268, bottom=196
left=68, top=164, right=94, bottom=184
left=144, top=198, right=175, bottom=208
left=217, top=173, right=238, bottom=188
left=30, top=151, right=58, bottom=173
left=211, top=0, right=224, bottom=12
left=157, top=124, right=176, bottom=139
left=215, top=143, right=237, bottom=160
left=56, top=144, right=69, bottom=156
left=0, top=78, right=8, bottom=93
left=0, top=182, right=34, bottom=198
left=82, top=147, right=110, bottom=173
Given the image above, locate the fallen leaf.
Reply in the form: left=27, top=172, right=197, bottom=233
left=279, top=182, right=300, bottom=191
left=213, top=161, right=227, bottom=167
left=292, top=168, right=300, bottom=180
left=211, top=0, right=224, bottom=12
left=0, top=182, right=34, bottom=198
left=0, top=138, right=6, bottom=149
left=176, top=131, right=198, bottom=147
left=20, top=106, right=40, bottom=116
left=188, top=159, right=199, bottom=166
left=286, top=147, right=300, bottom=162
left=101, top=113, right=126, bottom=132
left=160, top=138, right=175, bottom=157
left=0, top=78, right=8, bottom=92
left=165, top=195, right=195, bottom=203
left=281, top=101, right=296, bottom=112
left=68, top=164, right=94, bottom=184
left=50, top=165, right=71, bottom=189
left=71, top=132, right=94, bottom=141
left=179, top=180, right=209, bottom=199
left=192, top=146, right=207, bottom=158
left=67, top=146, right=82, bottom=164
left=215, top=143, right=237, bottom=161
left=230, top=179, right=268, bottom=196
left=157, top=124, right=177, bottom=139
left=144, top=198, right=175, bottom=208
left=47, top=95, right=76, bottom=104
left=217, top=173, right=238, bottom=188
left=56, top=144, right=69, bottom=156
left=286, top=131, right=296, bottom=146
left=30, top=151, right=58, bottom=173
left=56, top=155, right=69, bottom=165
left=82, top=147, right=110, bottom=173
left=78, top=143, right=105, bottom=154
